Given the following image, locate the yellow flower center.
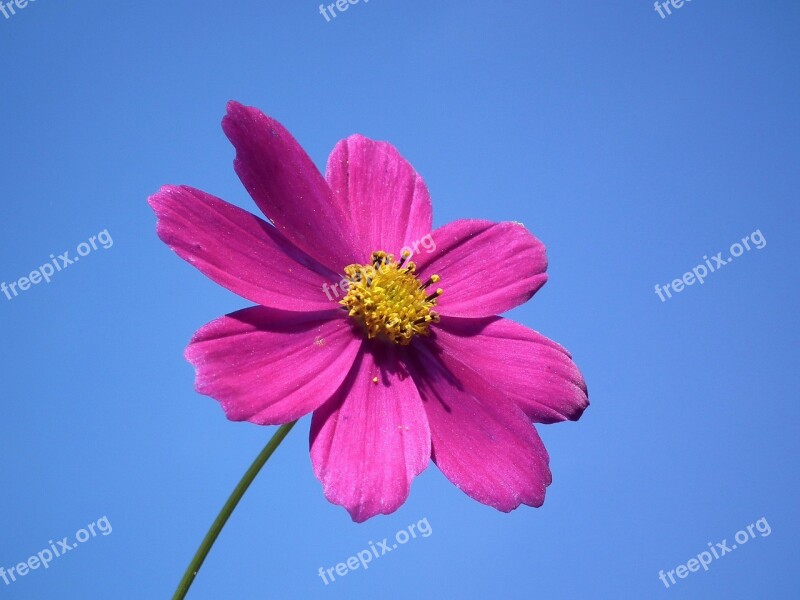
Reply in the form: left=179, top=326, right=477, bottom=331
left=340, top=251, right=442, bottom=346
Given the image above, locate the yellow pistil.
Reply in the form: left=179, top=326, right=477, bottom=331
left=340, top=251, right=442, bottom=346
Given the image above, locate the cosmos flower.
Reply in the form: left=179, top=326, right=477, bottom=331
left=149, top=101, right=588, bottom=522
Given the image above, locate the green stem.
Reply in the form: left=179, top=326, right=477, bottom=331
left=172, top=420, right=298, bottom=600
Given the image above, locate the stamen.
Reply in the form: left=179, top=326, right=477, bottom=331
left=421, top=274, right=441, bottom=289
left=397, top=249, right=412, bottom=268
left=425, top=288, right=443, bottom=302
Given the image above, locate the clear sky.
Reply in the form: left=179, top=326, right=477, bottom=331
left=1, top=1, right=798, bottom=598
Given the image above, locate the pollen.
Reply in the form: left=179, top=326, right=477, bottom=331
left=340, top=251, right=442, bottom=346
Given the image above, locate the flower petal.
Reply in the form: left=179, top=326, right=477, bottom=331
left=185, top=307, right=360, bottom=425
left=408, top=342, right=551, bottom=511
left=310, top=344, right=431, bottom=522
left=148, top=185, right=342, bottom=312
left=325, top=135, right=434, bottom=258
left=222, top=102, right=360, bottom=272
left=415, top=220, right=548, bottom=317
left=431, top=316, right=588, bottom=424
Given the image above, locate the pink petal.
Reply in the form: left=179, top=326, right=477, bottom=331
left=222, top=102, right=360, bottom=272
left=148, top=185, right=342, bottom=312
left=432, top=316, right=588, bottom=424
left=408, top=342, right=551, bottom=511
left=185, top=307, right=360, bottom=425
left=325, top=135, right=433, bottom=258
left=310, top=345, right=431, bottom=522
left=414, top=220, right=548, bottom=318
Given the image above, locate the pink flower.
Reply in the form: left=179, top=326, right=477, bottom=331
left=149, top=101, right=588, bottom=522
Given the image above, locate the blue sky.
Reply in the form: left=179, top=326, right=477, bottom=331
left=1, top=1, right=797, bottom=598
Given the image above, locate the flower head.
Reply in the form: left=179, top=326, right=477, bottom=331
left=149, top=101, right=588, bottom=522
